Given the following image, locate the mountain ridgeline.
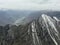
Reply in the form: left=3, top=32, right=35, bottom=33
left=0, top=10, right=60, bottom=26
left=0, top=14, right=60, bottom=45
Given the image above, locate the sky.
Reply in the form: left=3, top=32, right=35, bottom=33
left=0, top=0, right=60, bottom=11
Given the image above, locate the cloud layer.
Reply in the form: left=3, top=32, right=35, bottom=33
left=0, top=0, right=60, bottom=11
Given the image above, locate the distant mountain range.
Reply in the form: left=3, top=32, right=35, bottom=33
left=0, top=10, right=32, bottom=26
left=0, top=10, right=60, bottom=26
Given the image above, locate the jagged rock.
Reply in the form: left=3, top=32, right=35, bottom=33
left=0, top=14, right=60, bottom=45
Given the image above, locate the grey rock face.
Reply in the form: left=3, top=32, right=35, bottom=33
left=0, top=14, right=60, bottom=45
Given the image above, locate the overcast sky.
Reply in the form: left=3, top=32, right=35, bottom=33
left=0, top=0, right=60, bottom=10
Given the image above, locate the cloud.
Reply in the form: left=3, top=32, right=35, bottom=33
left=0, top=0, right=60, bottom=11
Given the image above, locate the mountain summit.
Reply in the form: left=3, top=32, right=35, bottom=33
left=0, top=14, right=60, bottom=45
left=14, top=14, right=60, bottom=45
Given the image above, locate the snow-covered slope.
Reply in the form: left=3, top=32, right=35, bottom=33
left=30, top=14, right=60, bottom=45
left=28, top=14, right=60, bottom=45
left=41, top=14, right=60, bottom=45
